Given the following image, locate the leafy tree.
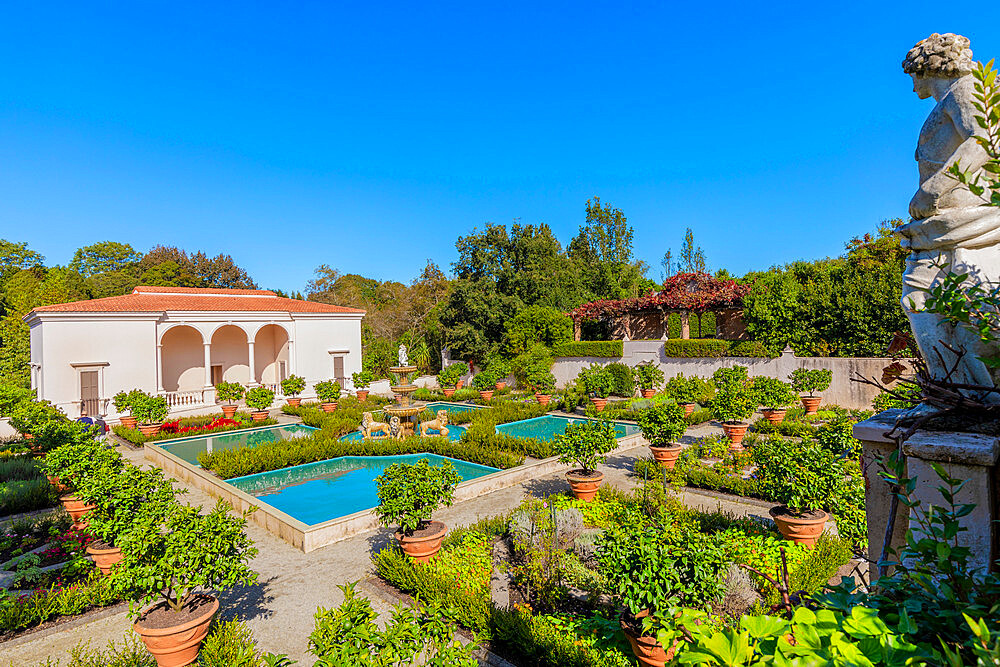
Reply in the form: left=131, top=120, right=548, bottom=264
left=139, top=259, right=200, bottom=287
left=138, top=245, right=256, bottom=289
left=0, top=240, right=44, bottom=287
left=502, top=305, right=573, bottom=357
left=69, top=241, right=141, bottom=277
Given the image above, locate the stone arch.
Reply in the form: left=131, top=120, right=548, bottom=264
left=253, top=324, right=291, bottom=385
left=160, top=325, right=206, bottom=392
left=210, top=325, right=250, bottom=385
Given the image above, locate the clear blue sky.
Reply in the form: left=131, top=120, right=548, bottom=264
left=1, top=2, right=997, bottom=293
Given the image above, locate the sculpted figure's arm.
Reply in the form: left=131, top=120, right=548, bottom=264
left=910, top=93, right=991, bottom=219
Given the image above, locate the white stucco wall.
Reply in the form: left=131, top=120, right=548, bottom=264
left=292, top=314, right=363, bottom=396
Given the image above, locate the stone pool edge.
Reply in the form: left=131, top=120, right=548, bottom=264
left=145, top=432, right=646, bottom=553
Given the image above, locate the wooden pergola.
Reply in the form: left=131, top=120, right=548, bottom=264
left=568, top=272, right=750, bottom=341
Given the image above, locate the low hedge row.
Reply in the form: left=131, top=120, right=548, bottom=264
left=0, top=571, right=119, bottom=636
left=552, top=341, right=624, bottom=358
left=661, top=339, right=772, bottom=358
left=0, top=477, right=58, bottom=516
left=112, top=414, right=277, bottom=446
left=198, top=433, right=525, bottom=478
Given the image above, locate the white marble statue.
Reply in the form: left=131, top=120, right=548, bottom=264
left=398, top=344, right=408, bottom=366
left=898, top=33, right=1000, bottom=404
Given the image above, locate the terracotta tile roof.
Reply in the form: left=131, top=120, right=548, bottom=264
left=30, top=287, right=365, bottom=315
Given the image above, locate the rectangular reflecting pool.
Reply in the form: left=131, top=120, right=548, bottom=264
left=497, top=415, right=641, bottom=441
left=227, top=453, right=498, bottom=525
left=421, top=401, right=484, bottom=415
left=160, top=424, right=317, bottom=465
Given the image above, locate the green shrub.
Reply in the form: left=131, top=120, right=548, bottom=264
left=279, top=374, right=306, bottom=397
left=131, top=393, right=168, bottom=425
left=686, top=407, right=713, bottom=425
left=197, top=619, right=262, bottom=667
left=552, top=420, right=617, bottom=474
left=751, top=376, right=798, bottom=410
left=604, top=362, right=635, bottom=397
left=0, top=455, right=44, bottom=481
left=576, top=364, right=613, bottom=398
left=789, top=368, right=833, bottom=397
left=375, top=458, right=461, bottom=534
left=661, top=339, right=772, bottom=358
left=314, top=380, right=342, bottom=403
left=436, top=363, right=466, bottom=389
left=513, top=343, right=556, bottom=392
left=710, top=366, right=756, bottom=423
left=635, top=403, right=687, bottom=447
left=552, top=341, right=623, bottom=358
left=351, top=369, right=375, bottom=389
left=0, top=478, right=58, bottom=515
left=214, top=381, right=245, bottom=405
left=752, top=437, right=846, bottom=514
left=729, top=340, right=772, bottom=357
left=244, top=387, right=274, bottom=411
left=0, top=570, right=120, bottom=635
left=872, top=382, right=921, bottom=412
left=471, top=371, right=496, bottom=391
left=633, top=362, right=664, bottom=392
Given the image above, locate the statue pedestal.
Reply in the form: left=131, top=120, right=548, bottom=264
left=854, top=410, right=1000, bottom=579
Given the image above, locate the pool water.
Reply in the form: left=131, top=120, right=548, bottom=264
left=228, top=453, right=498, bottom=525
left=497, top=415, right=641, bottom=441
left=160, top=424, right=317, bottom=465
left=421, top=402, right=484, bottom=415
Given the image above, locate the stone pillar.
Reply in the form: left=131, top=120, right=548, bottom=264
left=156, top=344, right=164, bottom=393
left=203, top=342, right=213, bottom=388
left=247, top=340, right=256, bottom=386
left=660, top=309, right=668, bottom=340
left=622, top=314, right=631, bottom=341
left=854, top=410, right=1000, bottom=578
left=288, top=339, right=296, bottom=376
left=680, top=311, right=690, bottom=339
left=573, top=319, right=582, bottom=342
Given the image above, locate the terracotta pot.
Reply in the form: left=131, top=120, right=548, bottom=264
left=680, top=402, right=696, bottom=417
left=138, top=422, right=162, bottom=437
left=395, top=521, right=448, bottom=564
left=591, top=398, right=608, bottom=411
left=479, top=390, right=494, bottom=401
left=535, top=393, right=551, bottom=406
left=641, top=389, right=656, bottom=399
left=285, top=397, right=302, bottom=408
left=356, top=390, right=370, bottom=402
left=23, top=432, right=34, bottom=441
left=721, top=421, right=748, bottom=449
left=134, top=595, right=219, bottom=667
left=250, top=411, right=269, bottom=422
left=221, top=405, right=238, bottom=419
left=47, top=475, right=69, bottom=493
left=566, top=470, right=604, bottom=502
left=495, top=381, right=506, bottom=391
left=321, top=402, right=338, bottom=412
left=119, top=416, right=138, bottom=430
left=761, top=408, right=786, bottom=424
left=442, top=388, right=455, bottom=397
left=800, top=395, right=822, bottom=415
left=456, top=380, right=464, bottom=389
left=621, top=610, right=674, bottom=667
left=649, top=444, right=683, bottom=469
left=770, top=506, right=828, bottom=547
left=60, top=494, right=95, bottom=529
left=87, top=543, right=123, bottom=576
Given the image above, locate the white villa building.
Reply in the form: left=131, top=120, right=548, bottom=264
left=24, top=286, right=365, bottom=422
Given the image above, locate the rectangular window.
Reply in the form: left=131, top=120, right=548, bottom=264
left=278, top=361, right=287, bottom=383
left=333, top=356, right=345, bottom=384
left=80, top=370, right=99, bottom=417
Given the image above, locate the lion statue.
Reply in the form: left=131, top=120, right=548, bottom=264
left=388, top=415, right=403, bottom=439
left=361, top=411, right=391, bottom=439
left=419, top=409, right=450, bottom=438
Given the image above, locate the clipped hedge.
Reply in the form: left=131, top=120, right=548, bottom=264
left=661, top=339, right=772, bottom=358
left=198, top=433, right=525, bottom=478
left=552, top=341, right=623, bottom=358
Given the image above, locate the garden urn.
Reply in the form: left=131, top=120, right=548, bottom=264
left=138, top=422, right=163, bottom=437
left=479, top=390, right=494, bottom=401
left=534, top=393, right=551, bottom=406
left=321, top=402, right=338, bottom=412
left=679, top=403, right=696, bottom=417
left=720, top=422, right=748, bottom=449
left=495, top=381, right=506, bottom=391
left=591, top=398, right=608, bottom=412
left=565, top=470, right=603, bottom=502
left=761, top=408, right=786, bottom=425
left=442, top=388, right=455, bottom=397
left=356, top=390, right=370, bottom=402
left=395, top=521, right=448, bottom=563
left=769, top=506, right=828, bottom=547
left=221, top=405, right=238, bottom=419
left=620, top=610, right=674, bottom=667
left=134, top=594, right=219, bottom=667
left=800, top=396, right=821, bottom=415
left=86, top=542, right=123, bottom=576
left=641, top=389, right=656, bottom=399
left=250, top=410, right=269, bottom=422
left=285, top=397, right=302, bottom=408
left=119, top=415, right=138, bottom=430
left=60, top=493, right=96, bottom=529
left=649, top=444, right=683, bottom=469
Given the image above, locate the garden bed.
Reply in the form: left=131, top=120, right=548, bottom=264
left=112, top=411, right=278, bottom=445
left=0, top=455, right=58, bottom=517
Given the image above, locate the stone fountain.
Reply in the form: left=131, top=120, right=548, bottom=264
left=382, top=344, right=423, bottom=438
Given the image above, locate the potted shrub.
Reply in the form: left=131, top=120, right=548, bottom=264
left=710, top=366, right=756, bottom=450
left=663, top=373, right=701, bottom=417
left=314, top=380, right=341, bottom=412
left=553, top=419, right=617, bottom=501
left=636, top=403, right=687, bottom=469
left=436, top=364, right=464, bottom=398
left=751, top=376, right=798, bottom=424
left=214, top=381, right=245, bottom=419
left=113, top=389, right=142, bottom=430
left=633, top=362, right=664, bottom=399
left=111, top=499, right=258, bottom=667
left=76, top=462, right=177, bottom=576
left=577, top=364, right=613, bottom=411
left=375, top=458, right=461, bottom=563
left=471, top=370, right=496, bottom=401
left=132, top=393, right=169, bottom=437
left=756, top=440, right=841, bottom=546
left=485, top=357, right=511, bottom=391
left=244, top=387, right=274, bottom=422
left=789, top=368, right=833, bottom=414
left=351, top=370, right=374, bottom=402
left=42, top=430, right=122, bottom=528
left=280, top=375, right=306, bottom=407
left=529, top=369, right=556, bottom=406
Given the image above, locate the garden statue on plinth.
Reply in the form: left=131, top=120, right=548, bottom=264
left=897, top=33, right=1000, bottom=414
left=398, top=344, right=408, bottom=366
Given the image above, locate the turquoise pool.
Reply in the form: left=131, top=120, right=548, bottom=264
left=421, top=401, right=484, bottom=415
left=228, top=453, right=498, bottom=525
left=160, top=424, right=317, bottom=465
left=497, top=415, right=641, bottom=441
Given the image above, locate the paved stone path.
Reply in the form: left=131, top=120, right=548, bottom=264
left=6, top=422, right=742, bottom=665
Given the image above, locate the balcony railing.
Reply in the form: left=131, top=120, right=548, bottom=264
left=160, top=390, right=207, bottom=409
